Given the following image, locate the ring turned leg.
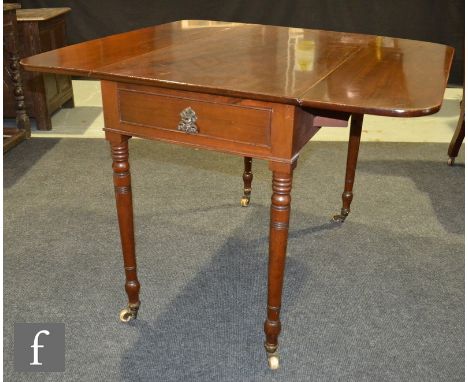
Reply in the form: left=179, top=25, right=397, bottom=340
left=264, top=162, right=295, bottom=370
left=241, top=157, right=253, bottom=206
left=332, top=114, right=363, bottom=223
left=109, top=135, right=141, bottom=322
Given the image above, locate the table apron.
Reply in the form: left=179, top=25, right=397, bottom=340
left=101, top=80, right=341, bottom=163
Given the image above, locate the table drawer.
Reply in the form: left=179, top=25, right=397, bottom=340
left=117, top=85, right=272, bottom=147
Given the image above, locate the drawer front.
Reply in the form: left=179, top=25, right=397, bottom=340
left=117, top=86, right=272, bottom=148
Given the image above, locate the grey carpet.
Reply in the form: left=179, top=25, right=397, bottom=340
left=3, top=138, right=464, bottom=382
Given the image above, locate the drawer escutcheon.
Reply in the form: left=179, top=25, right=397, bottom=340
left=177, top=107, right=198, bottom=134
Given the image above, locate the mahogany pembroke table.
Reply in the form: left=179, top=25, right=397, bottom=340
left=21, top=20, right=453, bottom=369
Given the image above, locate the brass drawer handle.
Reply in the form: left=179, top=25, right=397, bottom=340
left=177, top=107, right=198, bottom=134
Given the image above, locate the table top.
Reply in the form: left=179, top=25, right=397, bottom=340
left=16, top=8, right=71, bottom=22
left=3, top=3, right=21, bottom=12
left=21, top=20, right=454, bottom=117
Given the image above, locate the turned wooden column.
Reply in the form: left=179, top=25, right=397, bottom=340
left=3, top=4, right=31, bottom=153
left=109, top=134, right=141, bottom=322
left=264, top=161, right=296, bottom=369
left=333, top=114, right=363, bottom=222
left=241, top=156, right=253, bottom=206
left=3, top=5, right=30, bottom=133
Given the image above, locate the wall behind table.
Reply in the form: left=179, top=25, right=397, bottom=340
left=12, top=0, right=465, bottom=85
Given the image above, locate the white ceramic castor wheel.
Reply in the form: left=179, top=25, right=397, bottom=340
left=119, top=307, right=136, bottom=323
left=448, top=157, right=455, bottom=166
left=240, top=196, right=250, bottom=207
left=268, top=354, right=280, bottom=370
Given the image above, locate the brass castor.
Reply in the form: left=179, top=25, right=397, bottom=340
left=119, top=305, right=139, bottom=323
left=267, top=353, right=280, bottom=370
left=331, top=207, right=349, bottom=223
left=447, top=157, right=455, bottom=166
left=240, top=195, right=250, bottom=207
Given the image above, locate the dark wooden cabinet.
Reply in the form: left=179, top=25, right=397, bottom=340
left=3, top=8, right=74, bottom=130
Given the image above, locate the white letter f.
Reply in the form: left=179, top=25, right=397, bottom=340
left=30, top=330, right=50, bottom=365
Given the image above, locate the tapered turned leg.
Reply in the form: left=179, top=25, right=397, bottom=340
left=332, top=114, right=363, bottom=222
left=241, top=157, right=253, bottom=206
left=264, top=162, right=295, bottom=370
left=109, top=136, right=141, bottom=322
left=447, top=93, right=464, bottom=166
